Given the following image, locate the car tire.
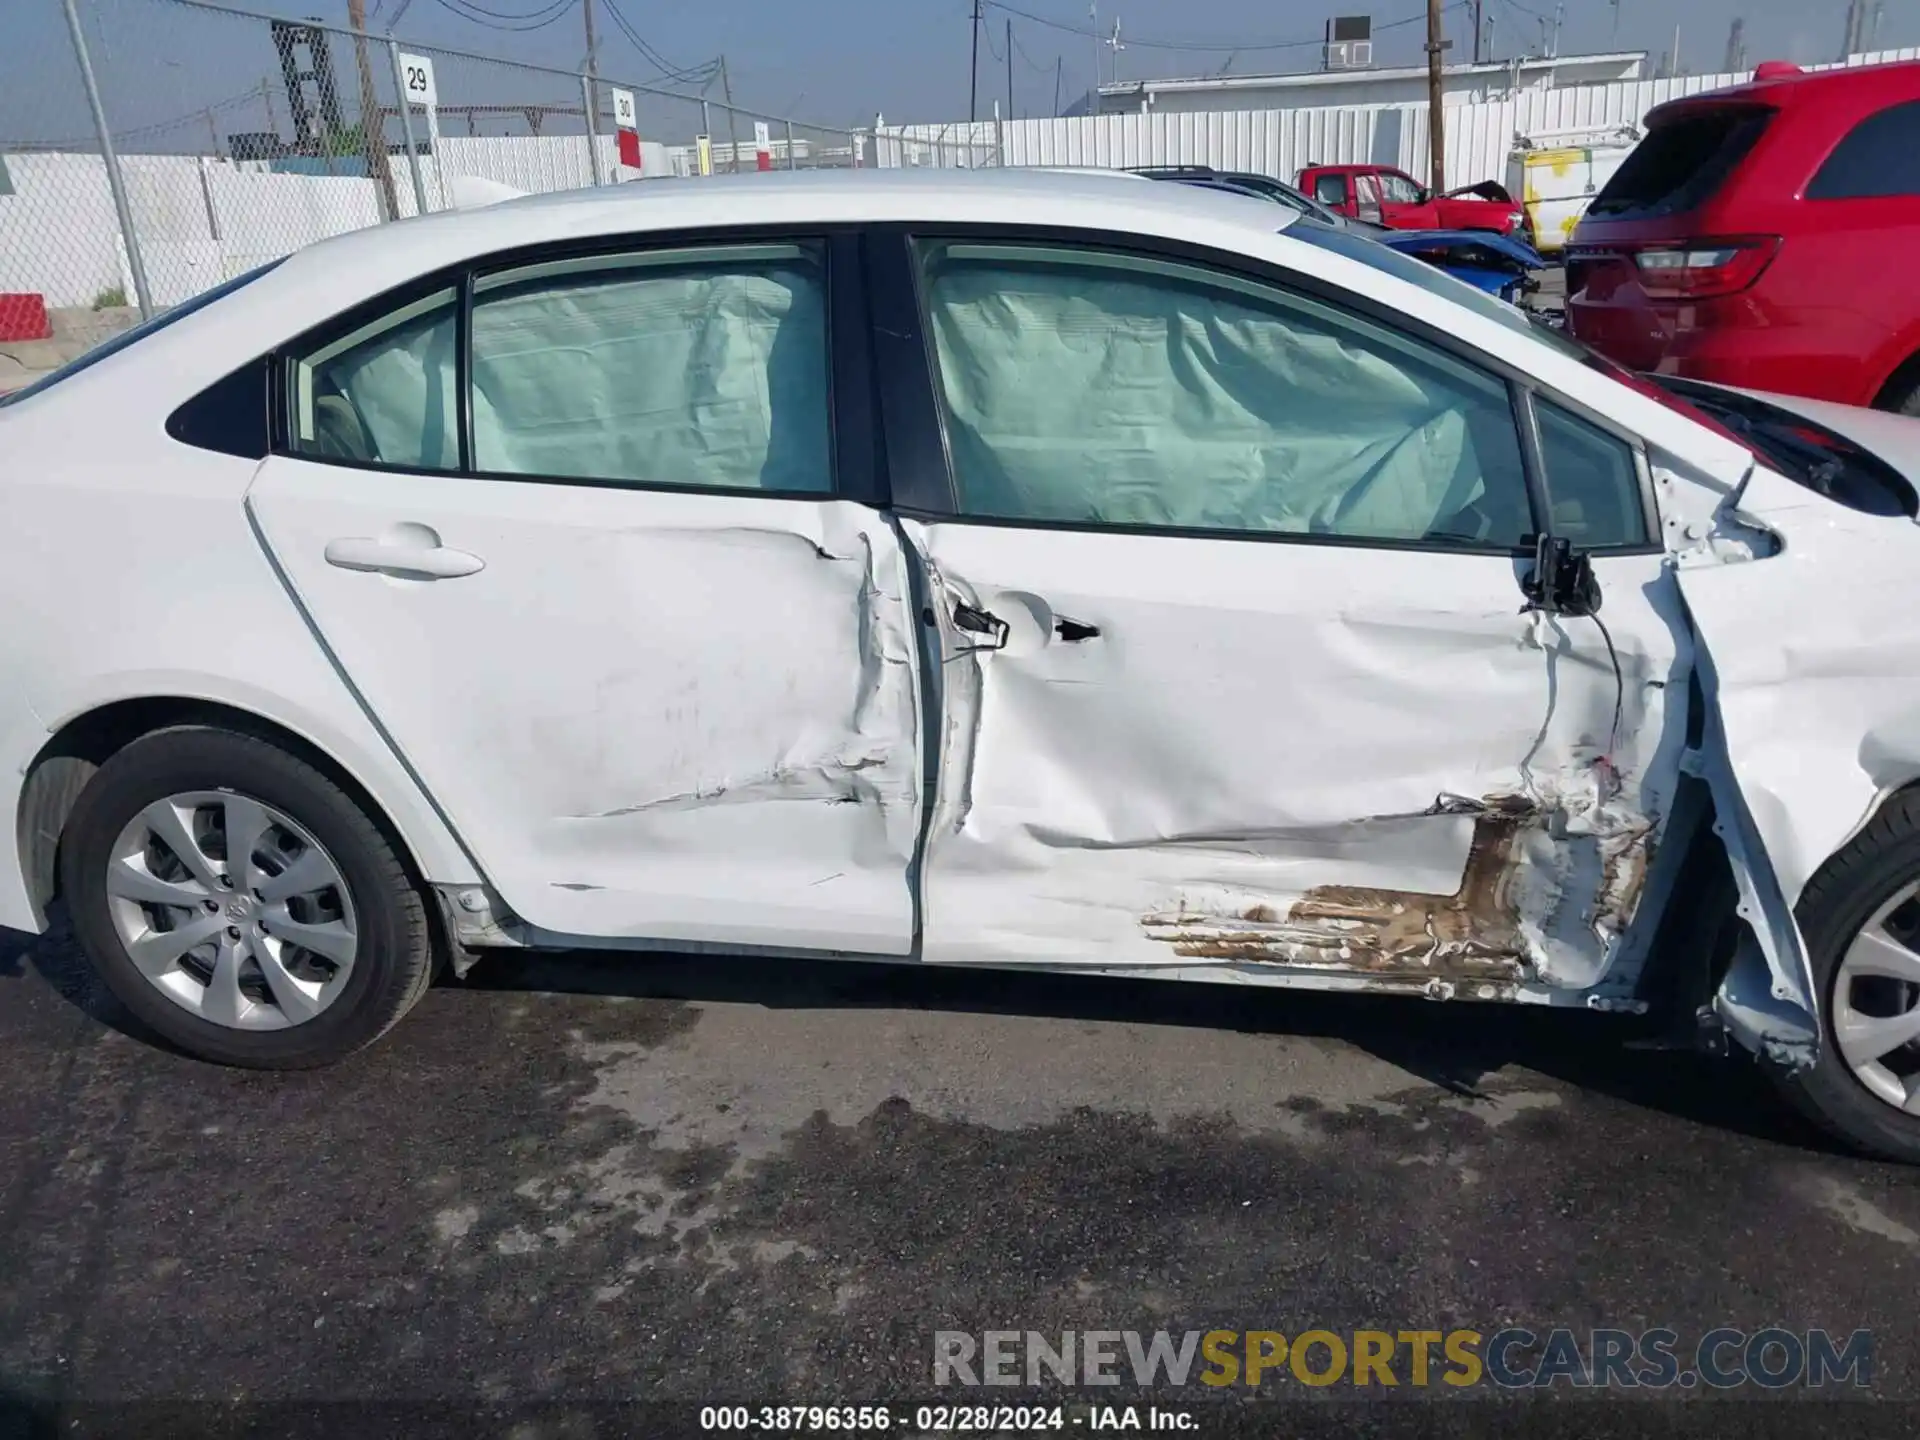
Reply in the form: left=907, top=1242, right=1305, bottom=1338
left=60, top=724, right=436, bottom=1068
left=1771, top=788, right=1920, bottom=1162
left=1878, top=372, right=1920, bottom=417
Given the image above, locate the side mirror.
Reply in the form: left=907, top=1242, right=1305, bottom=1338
left=1521, top=534, right=1601, bottom=617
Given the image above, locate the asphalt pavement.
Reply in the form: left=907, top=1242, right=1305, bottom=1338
left=3, top=914, right=1919, bottom=1437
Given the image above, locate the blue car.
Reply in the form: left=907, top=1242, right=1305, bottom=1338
left=1373, top=228, right=1544, bottom=304
left=1134, top=167, right=1544, bottom=305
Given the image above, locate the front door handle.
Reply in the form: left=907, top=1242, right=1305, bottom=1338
left=951, top=601, right=1010, bottom=651
left=324, top=533, right=485, bottom=580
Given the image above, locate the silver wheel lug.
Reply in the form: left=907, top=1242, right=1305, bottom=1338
left=202, top=899, right=218, bottom=913
left=225, top=925, right=242, bottom=940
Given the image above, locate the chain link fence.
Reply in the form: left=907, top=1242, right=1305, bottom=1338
left=0, top=0, right=997, bottom=380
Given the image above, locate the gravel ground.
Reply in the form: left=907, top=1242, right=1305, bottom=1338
left=3, top=914, right=1919, bottom=1438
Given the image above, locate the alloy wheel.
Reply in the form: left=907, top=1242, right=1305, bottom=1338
left=1834, top=882, right=1920, bottom=1112
left=103, top=790, right=358, bottom=1030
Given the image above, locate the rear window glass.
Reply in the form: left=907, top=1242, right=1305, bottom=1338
left=1809, top=100, right=1920, bottom=199
left=0, top=260, right=282, bottom=408
left=1313, top=174, right=1349, bottom=205
left=1587, top=108, right=1773, bottom=219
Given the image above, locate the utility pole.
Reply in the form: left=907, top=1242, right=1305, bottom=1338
left=1088, top=0, right=1099, bottom=114
left=1549, top=0, right=1564, bottom=58
left=1425, top=0, right=1448, bottom=194
left=1006, top=20, right=1014, bottom=121
left=969, top=0, right=981, bottom=123
left=1724, top=17, right=1746, bottom=73
left=1841, top=0, right=1861, bottom=58
left=1471, top=0, right=1483, bottom=64
left=345, top=0, right=398, bottom=222
left=582, top=0, right=598, bottom=104
left=1053, top=56, right=1062, bottom=117
left=720, top=55, right=741, bottom=173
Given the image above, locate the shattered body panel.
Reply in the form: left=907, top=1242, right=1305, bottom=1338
left=906, top=516, right=1688, bottom=999
left=1673, top=461, right=1920, bottom=1064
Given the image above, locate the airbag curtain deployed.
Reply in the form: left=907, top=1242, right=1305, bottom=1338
left=920, top=243, right=1532, bottom=547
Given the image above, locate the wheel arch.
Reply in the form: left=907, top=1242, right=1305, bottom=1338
left=16, top=694, right=474, bottom=932
left=1869, top=337, right=1920, bottom=412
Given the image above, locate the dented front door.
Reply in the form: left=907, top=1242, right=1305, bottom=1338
left=893, top=232, right=1685, bottom=994
left=907, top=528, right=1681, bottom=992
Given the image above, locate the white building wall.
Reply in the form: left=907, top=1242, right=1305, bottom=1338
left=1105, top=55, right=1647, bottom=116
left=889, top=46, right=1920, bottom=192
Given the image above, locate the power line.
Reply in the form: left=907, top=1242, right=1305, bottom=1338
left=426, top=0, right=580, bottom=33
left=977, top=0, right=1455, bottom=54
left=429, top=0, right=574, bottom=23
left=150, top=0, right=862, bottom=139
left=1009, top=28, right=1057, bottom=74
left=443, top=0, right=573, bottom=18
left=983, top=16, right=1006, bottom=62
left=25, top=82, right=279, bottom=149
left=599, top=0, right=718, bottom=84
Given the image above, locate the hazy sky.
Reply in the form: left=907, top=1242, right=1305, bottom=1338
left=3, top=0, right=1909, bottom=147
left=345, top=0, right=1906, bottom=123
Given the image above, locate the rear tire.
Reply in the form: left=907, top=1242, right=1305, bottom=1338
left=1771, top=789, right=1920, bottom=1162
left=1875, top=369, right=1920, bottom=417
left=60, top=725, right=436, bottom=1068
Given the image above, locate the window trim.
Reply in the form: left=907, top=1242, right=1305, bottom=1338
left=289, top=285, right=460, bottom=464
left=271, top=224, right=870, bottom=505
left=872, top=222, right=1661, bottom=557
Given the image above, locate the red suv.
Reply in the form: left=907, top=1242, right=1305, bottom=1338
left=1568, top=59, right=1920, bottom=412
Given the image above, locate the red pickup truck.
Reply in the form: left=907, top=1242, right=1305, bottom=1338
left=1295, top=163, right=1532, bottom=239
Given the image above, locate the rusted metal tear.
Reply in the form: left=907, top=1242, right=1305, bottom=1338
left=1141, top=795, right=1539, bottom=984
left=1594, top=823, right=1656, bottom=941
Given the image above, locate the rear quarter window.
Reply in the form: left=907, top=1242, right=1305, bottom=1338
left=1808, top=100, right=1920, bottom=199
left=1587, top=108, right=1773, bottom=219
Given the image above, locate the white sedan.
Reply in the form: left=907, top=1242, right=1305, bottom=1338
left=5, top=169, right=1920, bottom=1160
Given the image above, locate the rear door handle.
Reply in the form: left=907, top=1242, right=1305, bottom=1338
left=323, top=534, right=485, bottom=580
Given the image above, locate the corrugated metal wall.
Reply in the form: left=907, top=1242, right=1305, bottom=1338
left=881, top=47, right=1920, bottom=189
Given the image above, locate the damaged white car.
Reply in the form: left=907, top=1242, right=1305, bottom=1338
left=5, top=170, right=1920, bottom=1159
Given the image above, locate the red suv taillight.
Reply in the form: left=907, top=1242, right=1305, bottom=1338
left=1630, top=236, right=1781, bottom=298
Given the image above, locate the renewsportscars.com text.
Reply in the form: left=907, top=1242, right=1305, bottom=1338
left=933, top=1327, right=1872, bottom=1390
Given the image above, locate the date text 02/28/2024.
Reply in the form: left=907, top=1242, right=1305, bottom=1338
left=699, top=1406, right=1178, bottom=1432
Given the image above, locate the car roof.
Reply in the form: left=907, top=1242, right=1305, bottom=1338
left=1649, top=57, right=1920, bottom=123
left=277, top=167, right=1277, bottom=291
left=1, top=156, right=1760, bottom=498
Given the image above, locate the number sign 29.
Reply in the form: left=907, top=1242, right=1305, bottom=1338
left=399, top=53, right=437, bottom=109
